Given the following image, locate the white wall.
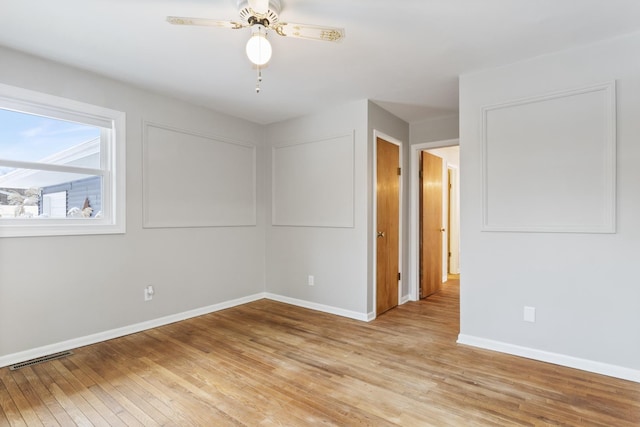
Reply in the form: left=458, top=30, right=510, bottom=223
left=0, top=47, right=266, bottom=363
left=410, top=115, right=459, bottom=144
left=459, top=33, right=640, bottom=381
left=263, top=101, right=409, bottom=319
left=0, top=46, right=412, bottom=365
left=265, top=100, right=370, bottom=318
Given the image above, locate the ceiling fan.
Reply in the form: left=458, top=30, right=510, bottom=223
left=167, top=0, right=346, bottom=93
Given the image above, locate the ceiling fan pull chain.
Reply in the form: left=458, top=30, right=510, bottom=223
left=256, top=65, right=262, bottom=93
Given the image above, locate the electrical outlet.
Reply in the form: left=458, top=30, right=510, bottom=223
left=308, top=275, right=314, bottom=286
left=523, top=306, right=536, bottom=322
left=144, top=285, right=154, bottom=301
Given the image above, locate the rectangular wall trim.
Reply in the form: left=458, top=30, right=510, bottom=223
left=272, top=132, right=355, bottom=227
left=481, top=81, right=616, bottom=233
left=143, top=122, right=257, bottom=228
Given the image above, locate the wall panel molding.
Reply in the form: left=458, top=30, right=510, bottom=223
left=272, top=132, right=355, bottom=228
left=481, top=81, right=616, bottom=233
left=143, top=122, right=256, bottom=228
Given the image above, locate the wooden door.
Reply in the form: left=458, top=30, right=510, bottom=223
left=376, top=137, right=400, bottom=315
left=420, top=151, right=443, bottom=298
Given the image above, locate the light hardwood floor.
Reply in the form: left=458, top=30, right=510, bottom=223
left=1, top=279, right=639, bottom=426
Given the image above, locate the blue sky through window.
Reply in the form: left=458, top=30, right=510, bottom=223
left=0, top=108, right=100, bottom=169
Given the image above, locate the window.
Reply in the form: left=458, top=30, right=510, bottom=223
left=0, top=83, right=125, bottom=237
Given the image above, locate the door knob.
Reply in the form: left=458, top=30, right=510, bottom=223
left=377, top=231, right=385, bottom=238
left=440, top=228, right=445, bottom=232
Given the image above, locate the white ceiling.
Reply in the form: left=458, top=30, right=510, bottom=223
left=2, top=0, right=640, bottom=125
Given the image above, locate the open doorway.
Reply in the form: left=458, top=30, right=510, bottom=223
left=409, top=140, right=459, bottom=301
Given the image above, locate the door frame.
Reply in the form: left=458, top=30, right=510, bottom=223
left=409, top=138, right=459, bottom=301
left=372, top=130, right=404, bottom=318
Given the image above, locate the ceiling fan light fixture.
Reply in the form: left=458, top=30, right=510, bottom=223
left=168, top=0, right=343, bottom=92
left=246, top=25, right=272, bottom=65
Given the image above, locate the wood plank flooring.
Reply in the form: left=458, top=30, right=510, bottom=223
left=1, top=279, right=639, bottom=426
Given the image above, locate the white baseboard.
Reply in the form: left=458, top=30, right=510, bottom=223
left=265, top=293, right=370, bottom=322
left=1, top=293, right=376, bottom=369
left=399, top=294, right=411, bottom=305
left=457, top=334, right=640, bottom=384
left=0, top=293, right=266, bottom=369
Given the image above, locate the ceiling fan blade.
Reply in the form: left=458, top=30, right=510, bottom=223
left=248, top=0, right=269, bottom=14
left=166, top=16, right=246, bottom=30
left=273, top=22, right=345, bottom=42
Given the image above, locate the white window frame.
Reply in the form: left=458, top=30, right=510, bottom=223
left=0, top=83, right=126, bottom=237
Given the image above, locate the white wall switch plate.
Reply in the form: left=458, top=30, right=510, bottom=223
left=524, top=306, right=536, bottom=322
left=144, top=285, right=154, bottom=301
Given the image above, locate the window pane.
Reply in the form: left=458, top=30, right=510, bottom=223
left=0, top=83, right=124, bottom=236
left=0, top=166, right=16, bottom=179
left=0, top=171, right=102, bottom=219
left=0, top=108, right=101, bottom=167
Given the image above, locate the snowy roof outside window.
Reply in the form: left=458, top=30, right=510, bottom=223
left=0, top=137, right=100, bottom=188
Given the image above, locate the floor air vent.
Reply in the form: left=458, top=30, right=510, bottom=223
left=9, top=350, right=73, bottom=370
